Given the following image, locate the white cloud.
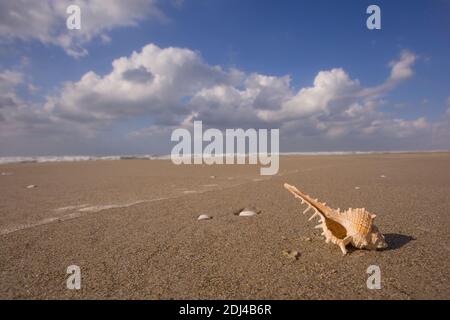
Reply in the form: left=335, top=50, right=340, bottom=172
left=389, top=50, right=416, bottom=82
left=258, top=68, right=360, bottom=122
left=362, top=117, right=429, bottom=139
left=44, top=44, right=235, bottom=131
left=0, top=70, right=23, bottom=93
left=1, top=44, right=448, bottom=155
left=0, top=0, right=161, bottom=58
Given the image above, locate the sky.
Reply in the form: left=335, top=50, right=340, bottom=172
left=0, top=0, right=449, bottom=156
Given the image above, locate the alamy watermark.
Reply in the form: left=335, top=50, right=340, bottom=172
left=366, top=265, right=381, bottom=289
left=66, top=5, right=81, bottom=30
left=66, top=265, right=81, bottom=290
left=366, top=5, right=381, bottom=30
left=171, top=121, right=279, bottom=175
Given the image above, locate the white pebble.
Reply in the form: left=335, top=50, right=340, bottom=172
left=238, top=210, right=258, bottom=217
left=354, top=186, right=360, bottom=190
left=26, top=185, right=37, bottom=189
left=197, top=214, right=211, bottom=221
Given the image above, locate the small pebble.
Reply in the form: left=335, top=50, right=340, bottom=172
left=304, top=237, right=311, bottom=242
left=282, top=249, right=300, bottom=260
left=380, top=175, right=386, bottom=178
left=26, top=185, right=37, bottom=189
left=354, top=186, right=360, bottom=190
left=209, top=175, right=216, bottom=179
left=197, top=214, right=212, bottom=221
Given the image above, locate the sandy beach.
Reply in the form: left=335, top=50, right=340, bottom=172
left=0, top=153, right=449, bottom=299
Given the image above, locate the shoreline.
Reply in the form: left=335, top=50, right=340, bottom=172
left=1, top=150, right=448, bottom=166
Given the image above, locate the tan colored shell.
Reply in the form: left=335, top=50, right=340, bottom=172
left=284, top=183, right=387, bottom=255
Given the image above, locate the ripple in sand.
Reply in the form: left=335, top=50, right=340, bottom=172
left=54, top=204, right=89, bottom=212
left=183, top=190, right=198, bottom=194
left=3, top=199, right=157, bottom=236
left=78, top=201, right=148, bottom=213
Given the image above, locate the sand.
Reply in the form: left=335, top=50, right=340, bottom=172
left=0, top=153, right=449, bottom=299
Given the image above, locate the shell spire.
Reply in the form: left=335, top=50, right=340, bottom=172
left=284, top=183, right=334, bottom=217
left=284, top=183, right=387, bottom=255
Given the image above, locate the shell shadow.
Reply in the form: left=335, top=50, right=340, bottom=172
left=382, top=233, right=416, bottom=251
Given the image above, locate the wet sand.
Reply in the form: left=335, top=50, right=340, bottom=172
left=0, top=153, right=449, bottom=299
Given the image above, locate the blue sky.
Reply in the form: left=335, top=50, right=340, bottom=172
left=0, top=0, right=449, bottom=156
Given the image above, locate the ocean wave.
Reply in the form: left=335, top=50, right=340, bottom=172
left=0, top=150, right=447, bottom=165
left=0, top=155, right=160, bottom=165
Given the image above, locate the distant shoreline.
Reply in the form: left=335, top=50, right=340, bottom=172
left=0, top=150, right=449, bottom=165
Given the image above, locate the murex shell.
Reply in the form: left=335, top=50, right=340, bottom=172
left=284, top=183, right=387, bottom=255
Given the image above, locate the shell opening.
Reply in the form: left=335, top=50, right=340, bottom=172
left=324, top=217, right=347, bottom=239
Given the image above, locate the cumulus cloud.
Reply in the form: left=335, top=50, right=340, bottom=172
left=258, top=68, right=361, bottom=122
left=43, top=44, right=236, bottom=132
left=1, top=44, right=448, bottom=155
left=0, top=0, right=161, bottom=57
left=0, top=72, right=58, bottom=141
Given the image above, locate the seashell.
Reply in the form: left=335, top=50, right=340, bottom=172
left=26, top=184, right=37, bottom=189
left=284, top=183, right=387, bottom=255
left=197, top=214, right=212, bottom=221
left=239, top=210, right=257, bottom=217
left=235, top=207, right=260, bottom=217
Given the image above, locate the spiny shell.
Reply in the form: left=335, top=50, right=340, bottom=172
left=284, top=183, right=387, bottom=255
